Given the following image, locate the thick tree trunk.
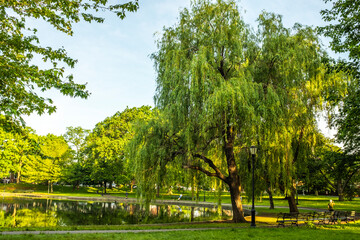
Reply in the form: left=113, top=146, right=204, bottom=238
left=337, top=181, right=344, bottom=201
left=286, top=186, right=298, bottom=213
left=266, top=187, right=275, bottom=209
left=224, top=126, right=246, bottom=223
left=228, top=179, right=246, bottom=223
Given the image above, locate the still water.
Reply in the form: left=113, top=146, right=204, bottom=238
left=0, top=197, right=232, bottom=227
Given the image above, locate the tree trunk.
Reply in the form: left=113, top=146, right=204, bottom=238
left=228, top=179, right=246, bottom=222
left=266, top=187, right=275, bottom=209
left=50, top=181, right=53, bottom=193
left=156, top=184, right=160, bottom=198
left=16, top=171, right=20, bottom=184
left=286, top=186, right=298, bottom=213
left=16, top=159, right=22, bottom=184
left=224, top=126, right=246, bottom=223
left=337, top=181, right=344, bottom=201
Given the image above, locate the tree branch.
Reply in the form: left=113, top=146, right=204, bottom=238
left=184, top=165, right=218, bottom=178
left=192, top=153, right=227, bottom=182
left=319, top=169, right=336, bottom=189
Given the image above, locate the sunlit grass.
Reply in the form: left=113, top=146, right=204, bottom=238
left=1, top=224, right=360, bottom=240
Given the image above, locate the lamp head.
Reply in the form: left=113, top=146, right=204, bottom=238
left=250, top=145, right=257, bottom=155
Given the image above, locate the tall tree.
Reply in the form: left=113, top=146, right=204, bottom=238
left=313, top=141, right=360, bottom=201
left=131, top=0, right=347, bottom=222
left=63, top=126, right=90, bottom=162
left=320, top=0, right=360, bottom=153
left=0, top=0, right=139, bottom=121
left=23, top=134, right=70, bottom=192
left=85, top=106, right=152, bottom=192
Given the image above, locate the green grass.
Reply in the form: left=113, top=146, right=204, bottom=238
left=1, top=224, right=360, bottom=240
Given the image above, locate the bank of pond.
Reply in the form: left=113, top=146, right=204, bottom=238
left=0, top=197, right=233, bottom=228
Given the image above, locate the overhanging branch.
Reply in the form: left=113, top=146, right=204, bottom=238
left=184, top=165, right=218, bottom=178
left=192, top=153, right=227, bottom=182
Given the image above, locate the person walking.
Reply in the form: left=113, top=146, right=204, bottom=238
left=328, top=199, right=335, bottom=211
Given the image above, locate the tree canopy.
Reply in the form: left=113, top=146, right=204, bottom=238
left=0, top=0, right=139, bottom=121
left=320, top=0, right=360, bottom=154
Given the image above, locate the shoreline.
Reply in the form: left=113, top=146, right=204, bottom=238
left=1, top=192, right=239, bottom=211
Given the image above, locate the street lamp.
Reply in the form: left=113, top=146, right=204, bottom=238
left=296, top=181, right=299, bottom=205
left=250, top=145, right=257, bottom=227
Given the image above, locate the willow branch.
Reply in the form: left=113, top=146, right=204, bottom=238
left=192, top=153, right=227, bottom=182
left=184, top=165, right=217, bottom=178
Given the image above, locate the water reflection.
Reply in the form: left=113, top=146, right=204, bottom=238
left=0, top=197, right=232, bottom=227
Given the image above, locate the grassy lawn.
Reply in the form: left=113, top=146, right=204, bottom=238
left=0, top=224, right=360, bottom=240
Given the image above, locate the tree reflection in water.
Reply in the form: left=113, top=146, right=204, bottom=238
left=0, top=198, right=232, bottom=227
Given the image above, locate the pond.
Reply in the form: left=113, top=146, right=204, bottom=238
left=0, top=197, right=232, bottom=227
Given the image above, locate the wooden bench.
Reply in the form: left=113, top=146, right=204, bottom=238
left=347, top=211, right=356, bottom=223
left=276, top=212, right=300, bottom=227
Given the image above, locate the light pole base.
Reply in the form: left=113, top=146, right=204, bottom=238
left=251, top=209, right=256, bottom=227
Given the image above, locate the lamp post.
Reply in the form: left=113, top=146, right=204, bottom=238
left=296, top=181, right=299, bottom=205
left=250, top=145, right=257, bottom=227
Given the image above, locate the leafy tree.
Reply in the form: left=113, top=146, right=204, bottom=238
left=320, top=0, right=360, bottom=67
left=0, top=115, right=37, bottom=182
left=320, top=0, right=360, bottom=154
left=23, top=134, right=70, bottom=192
left=313, top=142, right=360, bottom=201
left=0, top=0, right=139, bottom=121
left=130, top=0, right=347, bottom=222
left=63, top=126, right=90, bottom=162
left=85, top=106, right=152, bottom=193
left=62, top=126, right=90, bottom=189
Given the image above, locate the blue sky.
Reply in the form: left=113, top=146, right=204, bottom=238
left=23, top=0, right=335, bottom=137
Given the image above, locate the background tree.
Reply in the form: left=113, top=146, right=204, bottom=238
left=85, top=106, right=152, bottom=193
left=23, top=134, right=70, bottom=192
left=0, top=0, right=139, bottom=121
left=320, top=0, right=360, bottom=153
left=313, top=142, right=360, bottom=201
left=63, top=126, right=90, bottom=163
left=62, top=126, right=90, bottom=189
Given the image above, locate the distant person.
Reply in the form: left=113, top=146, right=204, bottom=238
left=178, top=194, right=183, bottom=201
left=126, top=191, right=128, bottom=199
left=328, top=199, right=335, bottom=211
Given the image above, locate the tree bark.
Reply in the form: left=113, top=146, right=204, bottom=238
left=286, top=186, right=298, bottom=212
left=266, top=187, right=275, bottom=209
left=337, top=181, right=344, bottom=201
left=156, top=184, right=160, bottom=198
left=224, top=126, right=246, bottom=223
left=228, top=178, right=246, bottom=222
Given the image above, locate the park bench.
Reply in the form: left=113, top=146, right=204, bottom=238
left=346, top=211, right=356, bottom=223
left=276, top=212, right=300, bottom=227
left=277, top=211, right=356, bottom=227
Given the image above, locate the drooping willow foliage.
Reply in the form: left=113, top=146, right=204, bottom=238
left=129, top=0, right=349, bottom=221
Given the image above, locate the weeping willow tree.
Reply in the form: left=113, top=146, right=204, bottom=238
left=129, top=0, right=348, bottom=222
